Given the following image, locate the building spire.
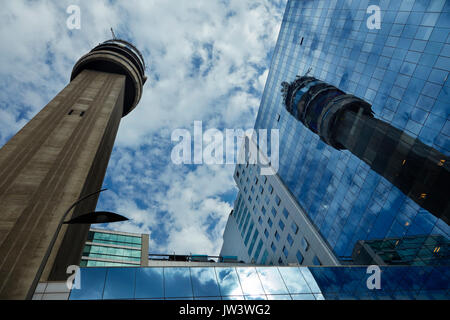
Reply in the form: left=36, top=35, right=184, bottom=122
left=110, top=27, right=117, bottom=40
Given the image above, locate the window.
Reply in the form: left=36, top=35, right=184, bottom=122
left=254, top=177, right=258, bottom=185
left=248, top=230, right=259, bottom=256
left=68, top=109, right=74, bottom=115
left=248, top=195, right=252, bottom=202
left=261, top=206, right=266, bottom=215
left=253, top=239, right=264, bottom=261
left=236, top=171, right=240, bottom=178
left=255, top=195, right=259, bottom=202
left=244, top=222, right=254, bottom=246
left=264, top=229, right=269, bottom=238
left=259, top=186, right=264, bottom=194
left=265, top=195, right=270, bottom=205
left=268, top=218, right=273, bottom=227
left=275, top=231, right=280, bottom=241
left=271, top=207, right=277, bottom=217
left=260, top=250, right=268, bottom=264
left=268, top=185, right=273, bottom=194
left=251, top=186, right=254, bottom=193
left=80, top=111, right=85, bottom=117
left=258, top=217, right=263, bottom=225
left=278, top=257, right=283, bottom=265
left=296, top=251, right=304, bottom=264
left=301, top=237, right=309, bottom=251
left=313, top=256, right=321, bottom=266
left=244, top=187, right=247, bottom=194
left=278, top=220, right=285, bottom=231
left=263, top=176, right=267, bottom=184
left=287, top=234, right=294, bottom=246
left=271, top=242, right=276, bottom=253
left=282, top=246, right=289, bottom=258
left=283, top=208, right=289, bottom=219
left=291, top=222, right=299, bottom=234
left=275, top=195, right=281, bottom=206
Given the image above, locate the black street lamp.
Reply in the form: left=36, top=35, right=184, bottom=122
left=26, top=188, right=129, bottom=300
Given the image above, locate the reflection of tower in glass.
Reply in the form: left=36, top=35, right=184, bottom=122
left=281, top=76, right=449, bottom=225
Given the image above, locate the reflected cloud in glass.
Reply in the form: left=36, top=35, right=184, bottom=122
left=267, top=294, right=292, bottom=300
left=236, top=267, right=265, bottom=295
left=69, top=267, right=106, bottom=300
left=190, top=267, right=220, bottom=297
left=216, top=267, right=244, bottom=296
left=300, top=267, right=322, bottom=293
left=135, top=268, right=164, bottom=299
left=277, top=267, right=312, bottom=294
left=103, top=267, right=135, bottom=299
left=245, top=295, right=267, bottom=300
left=164, top=267, right=193, bottom=298
left=256, top=267, right=289, bottom=294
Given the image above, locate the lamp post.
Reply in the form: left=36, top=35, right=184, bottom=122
left=26, top=188, right=128, bottom=300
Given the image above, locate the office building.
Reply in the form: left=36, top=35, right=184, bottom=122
left=81, top=228, right=149, bottom=267
left=0, top=38, right=146, bottom=299
left=220, top=137, right=340, bottom=266
left=220, top=0, right=449, bottom=267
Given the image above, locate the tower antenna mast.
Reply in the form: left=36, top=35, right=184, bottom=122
left=110, top=27, right=117, bottom=40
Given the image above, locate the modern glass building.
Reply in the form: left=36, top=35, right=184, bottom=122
left=63, top=265, right=449, bottom=300
left=221, top=0, right=450, bottom=267
left=80, top=228, right=149, bottom=267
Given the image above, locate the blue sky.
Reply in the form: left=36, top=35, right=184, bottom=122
left=0, top=0, right=287, bottom=255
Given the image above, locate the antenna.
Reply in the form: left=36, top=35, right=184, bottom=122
left=110, top=27, right=117, bottom=40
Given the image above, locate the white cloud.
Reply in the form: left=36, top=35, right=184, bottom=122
left=0, top=0, right=286, bottom=255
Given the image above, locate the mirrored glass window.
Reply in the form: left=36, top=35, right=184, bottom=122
left=103, top=268, right=135, bottom=299
left=278, top=267, right=312, bottom=294
left=69, top=267, right=106, bottom=300
left=300, top=268, right=322, bottom=293
left=190, top=267, right=221, bottom=297
left=267, top=294, right=292, bottom=300
left=257, top=267, right=289, bottom=294
left=135, top=268, right=164, bottom=299
left=236, top=267, right=265, bottom=295
left=291, top=293, right=316, bottom=300
left=245, top=295, right=268, bottom=300
left=216, top=267, right=243, bottom=296
left=164, top=268, right=193, bottom=298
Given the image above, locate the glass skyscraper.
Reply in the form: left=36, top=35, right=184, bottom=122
left=221, top=0, right=449, bottom=267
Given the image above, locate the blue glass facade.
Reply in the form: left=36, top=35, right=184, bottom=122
left=254, top=0, right=450, bottom=259
left=68, top=266, right=450, bottom=300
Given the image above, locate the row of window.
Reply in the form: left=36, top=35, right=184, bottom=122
left=236, top=164, right=324, bottom=266
left=88, top=231, right=142, bottom=248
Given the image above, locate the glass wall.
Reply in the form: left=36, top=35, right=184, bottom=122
left=87, top=231, right=142, bottom=248
left=69, top=265, right=449, bottom=300
left=253, top=0, right=450, bottom=263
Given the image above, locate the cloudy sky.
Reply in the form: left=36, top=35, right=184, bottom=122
left=0, top=0, right=286, bottom=255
